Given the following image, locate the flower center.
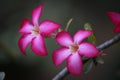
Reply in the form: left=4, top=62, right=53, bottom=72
left=32, top=26, right=40, bottom=36
left=70, top=43, right=79, bottom=53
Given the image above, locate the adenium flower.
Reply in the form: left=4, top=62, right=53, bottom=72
left=52, top=30, right=99, bottom=75
left=107, top=12, right=120, bottom=32
left=18, top=4, right=61, bottom=56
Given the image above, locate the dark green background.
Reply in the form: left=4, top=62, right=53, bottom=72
left=0, top=0, right=120, bottom=80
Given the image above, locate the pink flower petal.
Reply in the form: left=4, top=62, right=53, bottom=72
left=19, top=19, right=33, bottom=34
left=40, top=20, right=61, bottom=36
left=107, top=12, right=120, bottom=25
left=79, top=42, right=99, bottom=58
left=73, top=30, right=93, bottom=44
left=31, top=34, right=48, bottom=56
left=32, top=4, right=43, bottom=25
left=67, top=53, right=83, bottom=75
left=52, top=48, right=71, bottom=66
left=114, top=23, right=120, bottom=32
left=56, top=31, right=73, bottom=47
left=18, top=34, right=33, bottom=55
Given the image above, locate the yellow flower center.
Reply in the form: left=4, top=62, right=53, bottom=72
left=70, top=43, right=79, bottom=53
left=32, top=26, right=40, bottom=36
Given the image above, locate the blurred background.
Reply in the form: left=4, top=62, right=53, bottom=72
left=0, top=0, right=120, bottom=80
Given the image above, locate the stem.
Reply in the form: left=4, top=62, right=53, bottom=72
left=65, top=18, right=73, bottom=31
left=52, top=33, right=120, bottom=80
left=52, top=67, right=68, bottom=80
left=97, top=33, right=120, bottom=50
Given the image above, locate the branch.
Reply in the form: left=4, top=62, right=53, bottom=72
left=52, top=67, right=68, bottom=80
left=97, top=33, right=120, bottom=50
left=52, top=33, right=120, bottom=80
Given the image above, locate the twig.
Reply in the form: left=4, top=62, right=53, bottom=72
left=65, top=18, right=73, bottom=31
left=97, top=33, right=120, bottom=50
left=52, top=33, right=120, bottom=80
left=52, top=67, right=68, bottom=80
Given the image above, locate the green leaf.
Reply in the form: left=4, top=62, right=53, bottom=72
left=82, top=56, right=88, bottom=61
left=84, top=23, right=93, bottom=30
left=95, top=56, right=104, bottom=64
left=88, top=34, right=96, bottom=44
left=83, top=59, right=94, bottom=74
left=84, top=23, right=96, bottom=44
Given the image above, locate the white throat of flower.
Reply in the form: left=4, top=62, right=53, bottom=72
left=31, top=26, right=40, bottom=36
left=69, top=43, right=79, bottom=53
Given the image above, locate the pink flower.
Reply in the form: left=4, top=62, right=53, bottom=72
left=107, top=12, right=120, bottom=32
left=52, top=30, right=99, bottom=75
left=18, top=4, right=61, bottom=56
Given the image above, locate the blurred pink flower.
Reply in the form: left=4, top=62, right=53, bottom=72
left=18, top=4, right=61, bottom=56
left=52, top=30, right=99, bottom=75
left=107, top=12, right=120, bottom=32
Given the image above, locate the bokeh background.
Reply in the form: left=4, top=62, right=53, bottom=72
left=0, top=0, right=120, bottom=80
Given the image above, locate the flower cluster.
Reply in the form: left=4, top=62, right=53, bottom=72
left=18, top=4, right=100, bottom=75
